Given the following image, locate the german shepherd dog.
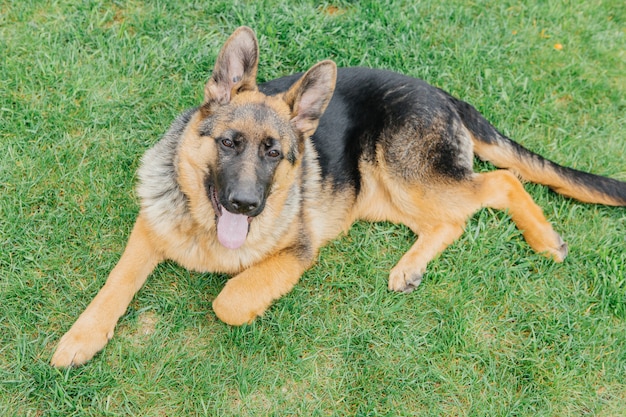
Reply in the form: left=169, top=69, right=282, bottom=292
left=51, top=27, right=626, bottom=367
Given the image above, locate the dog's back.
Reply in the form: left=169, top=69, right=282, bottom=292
left=262, top=67, right=626, bottom=207
left=262, top=68, right=475, bottom=188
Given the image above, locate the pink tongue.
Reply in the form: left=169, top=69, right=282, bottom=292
left=217, top=209, right=249, bottom=249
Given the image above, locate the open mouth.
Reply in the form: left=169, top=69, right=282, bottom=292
left=208, top=185, right=252, bottom=250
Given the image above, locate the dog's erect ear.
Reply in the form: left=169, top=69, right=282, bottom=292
left=284, top=60, right=337, bottom=138
left=204, top=26, right=259, bottom=106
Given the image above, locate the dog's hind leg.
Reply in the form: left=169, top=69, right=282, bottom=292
left=50, top=215, right=161, bottom=367
left=471, top=169, right=568, bottom=261
left=387, top=169, right=567, bottom=293
left=388, top=221, right=465, bottom=293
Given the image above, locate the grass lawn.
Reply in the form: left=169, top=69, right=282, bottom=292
left=1, top=0, right=625, bottom=415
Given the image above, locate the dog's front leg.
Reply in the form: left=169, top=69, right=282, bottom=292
left=212, top=249, right=309, bottom=326
left=51, top=215, right=161, bottom=367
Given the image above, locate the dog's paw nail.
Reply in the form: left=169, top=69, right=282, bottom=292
left=552, top=232, right=568, bottom=262
left=389, top=270, right=423, bottom=293
left=402, top=273, right=423, bottom=293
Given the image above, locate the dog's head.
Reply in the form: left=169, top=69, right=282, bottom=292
left=178, top=27, right=336, bottom=249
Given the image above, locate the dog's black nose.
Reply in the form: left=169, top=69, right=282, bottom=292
left=228, top=192, right=260, bottom=215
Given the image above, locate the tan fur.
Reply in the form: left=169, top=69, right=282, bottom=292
left=212, top=248, right=310, bottom=325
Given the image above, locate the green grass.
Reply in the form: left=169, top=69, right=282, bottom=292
left=2, top=0, right=625, bottom=415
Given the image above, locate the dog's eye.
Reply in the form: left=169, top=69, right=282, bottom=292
left=268, top=149, right=281, bottom=158
left=221, top=138, right=234, bottom=148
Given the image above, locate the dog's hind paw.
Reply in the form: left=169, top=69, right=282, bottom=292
left=388, top=267, right=423, bottom=293
left=536, top=231, right=568, bottom=263
left=551, top=232, right=568, bottom=262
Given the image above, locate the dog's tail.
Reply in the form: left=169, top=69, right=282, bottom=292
left=451, top=97, right=626, bottom=206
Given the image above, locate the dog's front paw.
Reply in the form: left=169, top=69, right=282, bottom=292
left=50, top=324, right=112, bottom=367
left=212, top=280, right=269, bottom=326
left=388, top=264, right=424, bottom=293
